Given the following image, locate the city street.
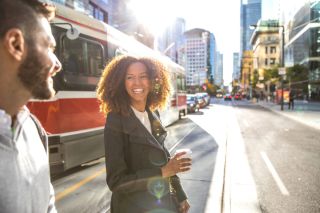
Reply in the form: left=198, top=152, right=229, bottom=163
left=52, top=99, right=320, bottom=213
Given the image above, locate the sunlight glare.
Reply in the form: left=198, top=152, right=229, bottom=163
left=127, top=0, right=178, bottom=36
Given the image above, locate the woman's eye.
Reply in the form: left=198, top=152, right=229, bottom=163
left=126, top=76, right=133, bottom=80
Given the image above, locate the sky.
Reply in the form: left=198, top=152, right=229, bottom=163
left=129, top=0, right=281, bottom=85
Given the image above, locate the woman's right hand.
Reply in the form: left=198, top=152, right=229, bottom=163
left=161, top=152, right=192, bottom=178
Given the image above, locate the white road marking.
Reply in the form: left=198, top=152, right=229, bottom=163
left=260, top=151, right=290, bottom=196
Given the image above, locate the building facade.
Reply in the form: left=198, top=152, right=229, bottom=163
left=240, top=0, right=262, bottom=56
left=241, top=50, right=254, bottom=98
left=250, top=20, right=281, bottom=74
left=281, top=0, right=320, bottom=100
left=232, top=52, right=241, bottom=90
left=209, top=33, right=217, bottom=84
left=215, top=52, right=224, bottom=86
left=156, top=18, right=186, bottom=63
left=250, top=19, right=281, bottom=96
left=183, top=29, right=210, bottom=91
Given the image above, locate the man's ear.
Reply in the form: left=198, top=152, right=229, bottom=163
left=4, top=28, right=25, bottom=62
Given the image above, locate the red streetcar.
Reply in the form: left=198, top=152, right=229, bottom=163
left=27, top=4, right=187, bottom=174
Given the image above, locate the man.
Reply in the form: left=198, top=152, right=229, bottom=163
left=0, top=0, right=61, bottom=212
left=288, top=90, right=295, bottom=110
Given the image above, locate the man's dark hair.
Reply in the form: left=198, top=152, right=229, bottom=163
left=0, top=0, right=55, bottom=42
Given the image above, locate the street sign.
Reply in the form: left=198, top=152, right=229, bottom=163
left=278, top=67, right=286, bottom=75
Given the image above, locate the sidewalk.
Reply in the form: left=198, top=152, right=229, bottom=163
left=256, top=100, right=320, bottom=131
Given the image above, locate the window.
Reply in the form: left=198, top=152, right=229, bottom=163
left=265, top=58, right=268, bottom=65
left=270, top=58, right=276, bottom=65
left=61, top=35, right=104, bottom=89
left=270, top=46, right=277, bottom=53
left=177, top=74, right=186, bottom=91
left=89, top=2, right=108, bottom=23
left=265, top=46, right=268, bottom=54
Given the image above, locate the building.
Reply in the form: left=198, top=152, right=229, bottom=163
left=156, top=18, right=186, bottom=63
left=183, top=29, right=211, bottom=91
left=250, top=19, right=281, bottom=95
left=232, top=52, right=241, bottom=90
left=240, top=0, right=262, bottom=56
left=215, top=52, right=224, bottom=86
left=280, top=0, right=320, bottom=101
left=241, top=50, right=254, bottom=98
left=209, top=33, right=217, bottom=84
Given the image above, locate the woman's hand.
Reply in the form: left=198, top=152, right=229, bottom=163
left=161, top=152, right=192, bottom=178
left=179, top=199, right=190, bottom=213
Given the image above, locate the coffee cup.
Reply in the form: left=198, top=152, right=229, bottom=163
left=174, top=148, right=192, bottom=159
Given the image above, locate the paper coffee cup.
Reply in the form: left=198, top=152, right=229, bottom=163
left=174, top=148, right=192, bottom=159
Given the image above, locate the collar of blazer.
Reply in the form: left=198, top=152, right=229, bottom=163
left=121, top=108, right=168, bottom=150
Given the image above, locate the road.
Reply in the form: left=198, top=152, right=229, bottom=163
left=52, top=98, right=320, bottom=213
left=213, top=97, right=320, bottom=213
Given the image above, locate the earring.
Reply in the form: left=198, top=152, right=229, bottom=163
left=153, top=78, right=161, bottom=95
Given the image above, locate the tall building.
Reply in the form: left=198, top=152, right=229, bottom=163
left=240, top=0, right=262, bottom=55
left=209, top=33, right=217, bottom=84
left=280, top=0, right=320, bottom=100
left=156, top=18, right=186, bottom=63
left=233, top=52, right=240, bottom=81
left=215, top=52, right=224, bottom=86
left=183, top=29, right=210, bottom=90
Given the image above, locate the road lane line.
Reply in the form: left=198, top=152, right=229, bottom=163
left=260, top=151, right=290, bottom=196
left=55, top=168, right=106, bottom=201
left=169, top=126, right=196, bottom=153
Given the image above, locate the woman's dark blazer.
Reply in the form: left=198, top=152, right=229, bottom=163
left=104, top=108, right=187, bottom=213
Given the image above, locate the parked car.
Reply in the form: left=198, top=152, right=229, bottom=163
left=196, top=92, right=210, bottom=106
left=224, top=93, right=232, bottom=101
left=187, top=94, right=200, bottom=113
left=216, top=93, right=223, bottom=98
left=196, top=93, right=206, bottom=108
left=234, top=93, right=242, bottom=100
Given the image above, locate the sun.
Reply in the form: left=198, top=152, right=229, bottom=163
left=127, top=0, right=178, bottom=36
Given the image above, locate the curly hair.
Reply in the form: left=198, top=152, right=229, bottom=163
left=97, top=55, right=171, bottom=116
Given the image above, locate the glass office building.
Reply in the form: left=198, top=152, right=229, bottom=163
left=240, top=0, right=262, bottom=54
left=282, top=0, right=320, bottom=100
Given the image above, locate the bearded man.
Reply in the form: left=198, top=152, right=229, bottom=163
left=0, top=0, right=61, bottom=212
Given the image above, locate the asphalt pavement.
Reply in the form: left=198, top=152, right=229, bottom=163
left=222, top=98, right=320, bottom=213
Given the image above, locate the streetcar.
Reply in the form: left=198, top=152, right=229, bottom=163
left=27, top=3, right=187, bottom=174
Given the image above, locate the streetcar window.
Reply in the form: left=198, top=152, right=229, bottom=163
left=62, top=36, right=104, bottom=77
left=177, top=74, right=186, bottom=92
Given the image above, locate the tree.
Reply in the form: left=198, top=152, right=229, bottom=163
left=286, top=64, right=309, bottom=95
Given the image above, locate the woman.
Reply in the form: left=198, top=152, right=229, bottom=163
left=97, top=55, right=191, bottom=213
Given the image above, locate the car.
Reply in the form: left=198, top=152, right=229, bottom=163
left=234, top=93, right=242, bottom=100
left=187, top=94, right=200, bottom=113
left=216, top=93, right=223, bottom=98
left=224, top=93, right=232, bottom=101
left=196, top=92, right=210, bottom=106
left=195, top=93, right=206, bottom=108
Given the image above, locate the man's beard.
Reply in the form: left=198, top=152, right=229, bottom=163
left=18, top=47, right=55, bottom=100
